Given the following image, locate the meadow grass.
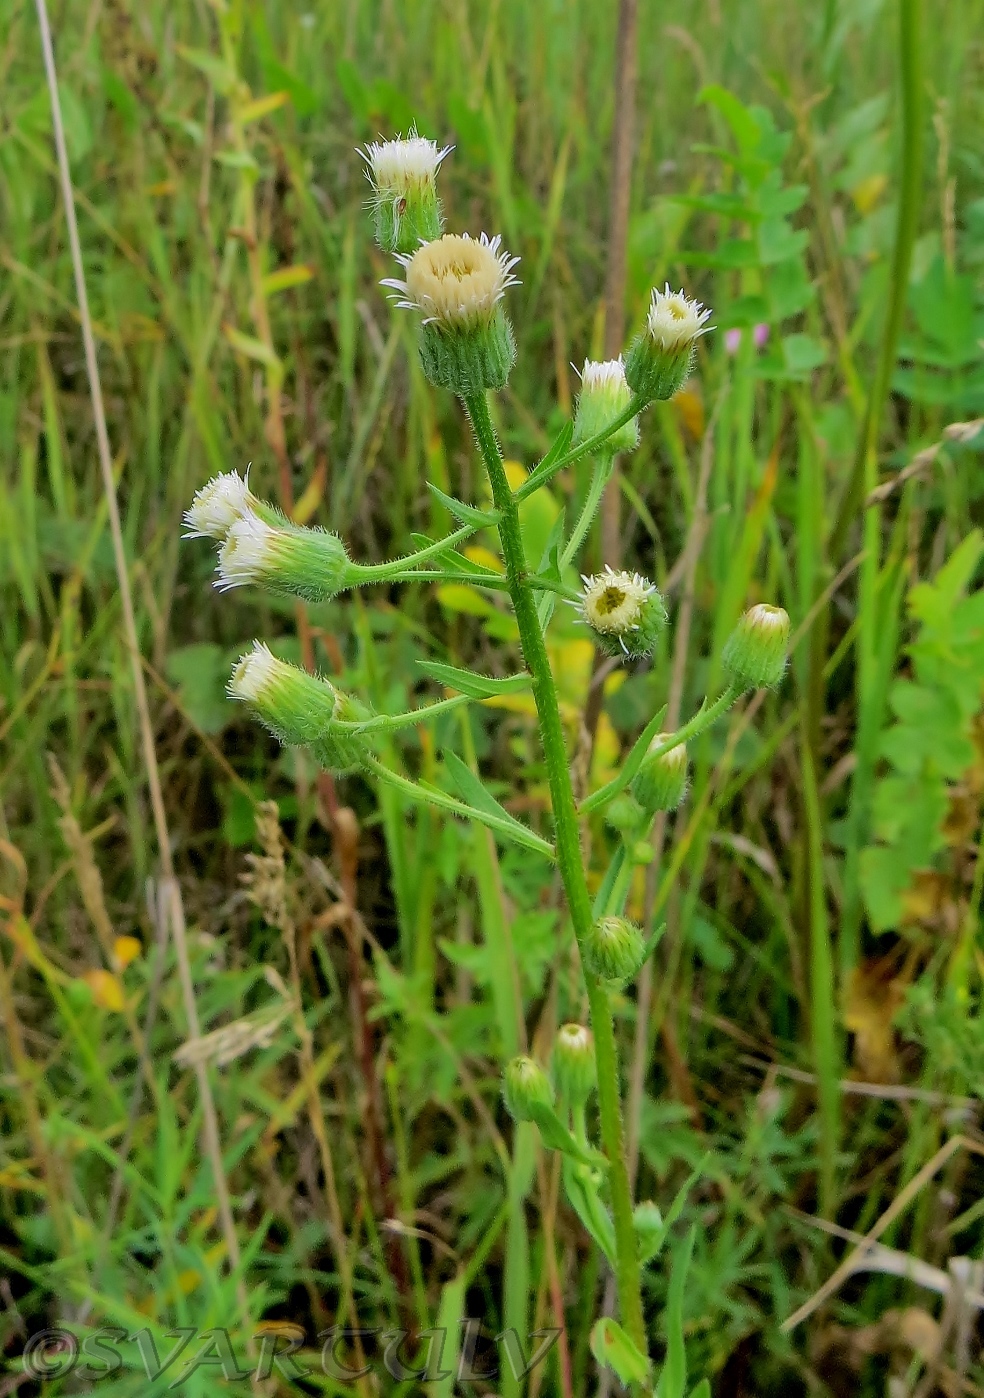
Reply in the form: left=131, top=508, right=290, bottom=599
left=2, top=0, right=984, bottom=1392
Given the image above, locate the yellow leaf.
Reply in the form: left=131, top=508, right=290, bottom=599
left=239, top=91, right=290, bottom=124
left=292, top=463, right=326, bottom=525
left=261, top=263, right=315, bottom=296
left=591, top=711, right=621, bottom=788
left=503, top=460, right=528, bottom=490
left=548, top=637, right=595, bottom=710
left=113, top=936, right=142, bottom=969
left=436, top=584, right=495, bottom=617
left=464, top=545, right=503, bottom=573
left=673, top=384, right=704, bottom=441
left=222, top=324, right=283, bottom=372
left=83, top=969, right=125, bottom=1012
left=843, top=962, right=907, bottom=1082
left=144, top=180, right=176, bottom=197
left=852, top=173, right=888, bottom=215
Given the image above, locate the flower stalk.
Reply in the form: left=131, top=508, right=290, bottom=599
left=464, top=388, right=648, bottom=1358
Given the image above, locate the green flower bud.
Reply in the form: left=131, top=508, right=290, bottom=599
left=633, top=1200, right=665, bottom=1262
left=624, top=284, right=712, bottom=404
left=577, top=567, right=667, bottom=660
left=503, top=1055, right=554, bottom=1123
left=573, top=358, right=639, bottom=454
left=216, top=512, right=355, bottom=602
left=551, top=1023, right=597, bottom=1107
left=722, top=603, right=790, bottom=691
left=583, top=915, right=648, bottom=985
left=631, top=733, right=688, bottom=814
left=228, top=643, right=371, bottom=770
left=360, top=131, right=451, bottom=255
left=383, top=232, right=519, bottom=394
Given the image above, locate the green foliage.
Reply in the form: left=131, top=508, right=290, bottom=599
left=860, top=530, right=984, bottom=930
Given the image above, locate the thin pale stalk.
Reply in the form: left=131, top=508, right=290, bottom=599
left=34, top=0, right=250, bottom=1329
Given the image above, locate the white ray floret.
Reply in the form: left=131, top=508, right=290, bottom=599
left=183, top=469, right=254, bottom=540
left=360, top=130, right=452, bottom=197
left=215, top=511, right=278, bottom=591
left=645, top=284, right=713, bottom=352
left=382, top=232, right=520, bottom=329
left=578, top=357, right=631, bottom=392
left=228, top=640, right=280, bottom=704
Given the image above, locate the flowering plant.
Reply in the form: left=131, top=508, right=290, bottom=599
left=186, top=133, right=788, bottom=1391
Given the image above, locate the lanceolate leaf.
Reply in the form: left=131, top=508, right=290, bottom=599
left=416, top=661, right=530, bottom=699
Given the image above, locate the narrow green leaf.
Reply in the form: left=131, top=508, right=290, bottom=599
left=426, top=481, right=499, bottom=527
left=563, top=1158, right=616, bottom=1263
left=416, top=661, right=531, bottom=699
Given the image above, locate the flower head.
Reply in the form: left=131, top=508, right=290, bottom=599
left=216, top=511, right=353, bottom=602
left=384, top=232, right=520, bottom=330
left=577, top=566, right=667, bottom=659
left=551, top=1023, right=596, bottom=1106
left=360, top=129, right=451, bottom=253
left=503, top=1056, right=554, bottom=1123
left=583, top=915, right=648, bottom=985
left=229, top=642, right=371, bottom=769
left=625, top=284, right=713, bottom=403
left=722, top=603, right=790, bottom=691
left=632, top=733, right=688, bottom=814
left=183, top=470, right=256, bottom=540
left=573, top=357, right=639, bottom=453
left=644, top=284, right=712, bottom=353
left=360, top=131, right=452, bottom=197
left=384, top=232, right=520, bottom=394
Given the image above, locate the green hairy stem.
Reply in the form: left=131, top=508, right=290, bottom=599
left=465, top=390, right=648, bottom=1358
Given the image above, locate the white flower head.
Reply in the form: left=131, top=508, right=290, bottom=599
left=645, top=284, right=713, bottom=353
left=573, top=356, right=638, bottom=451
left=577, top=566, right=667, bottom=659
left=215, top=511, right=279, bottom=591
left=360, top=128, right=452, bottom=199
left=382, top=232, right=520, bottom=330
left=183, top=469, right=254, bottom=540
left=579, top=567, right=657, bottom=636
left=228, top=640, right=281, bottom=704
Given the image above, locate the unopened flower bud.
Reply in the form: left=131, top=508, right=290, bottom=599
left=722, top=604, right=790, bottom=691
left=633, top=1200, right=665, bottom=1261
left=625, top=284, right=712, bottom=403
left=573, top=358, right=639, bottom=454
left=228, top=642, right=371, bottom=770
left=360, top=130, right=451, bottom=255
left=216, top=511, right=354, bottom=602
left=503, top=1055, right=554, bottom=1123
left=383, top=232, right=519, bottom=394
left=631, top=734, right=688, bottom=814
left=583, top=915, right=648, bottom=985
left=578, top=567, right=667, bottom=660
left=551, top=1023, right=596, bottom=1106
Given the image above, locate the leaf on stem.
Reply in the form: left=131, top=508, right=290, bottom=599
left=590, top=1317, right=651, bottom=1387
left=415, top=661, right=530, bottom=700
